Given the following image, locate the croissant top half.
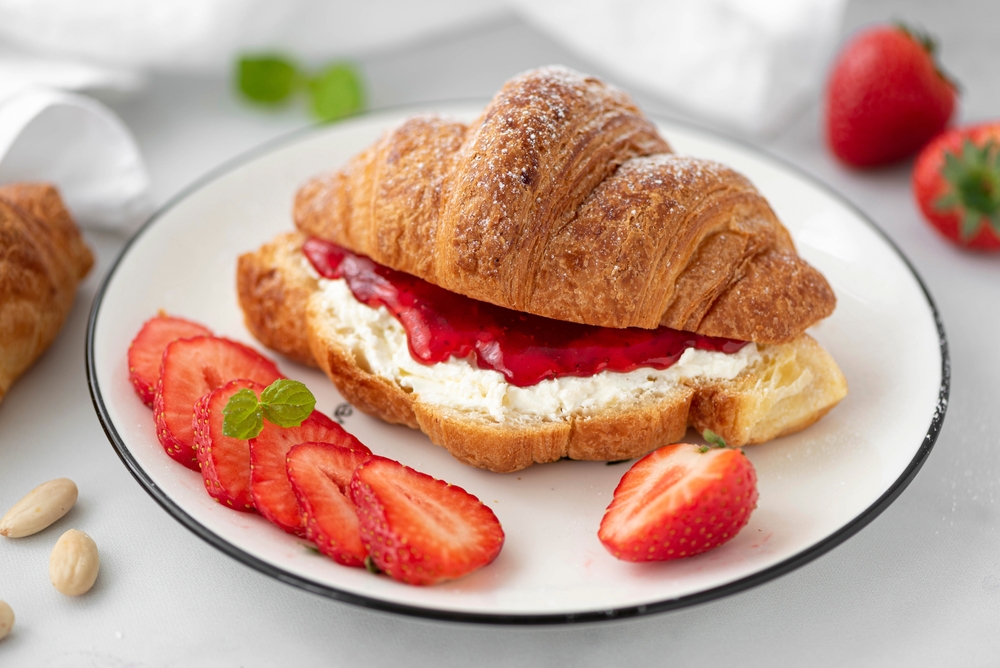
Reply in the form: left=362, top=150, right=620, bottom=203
left=294, top=66, right=835, bottom=344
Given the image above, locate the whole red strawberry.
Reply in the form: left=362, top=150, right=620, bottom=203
left=826, top=24, right=957, bottom=167
left=913, top=123, right=1000, bottom=251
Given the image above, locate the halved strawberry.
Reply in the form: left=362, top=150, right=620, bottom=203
left=350, top=456, right=504, bottom=585
left=154, top=336, right=282, bottom=470
left=598, top=443, right=758, bottom=562
left=287, top=442, right=371, bottom=566
left=250, top=412, right=368, bottom=535
left=194, top=379, right=266, bottom=511
left=128, top=314, right=212, bottom=407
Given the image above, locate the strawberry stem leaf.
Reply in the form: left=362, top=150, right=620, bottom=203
left=990, top=212, right=1000, bottom=237
left=935, top=138, right=1000, bottom=242
left=894, top=20, right=960, bottom=91
left=701, top=429, right=728, bottom=450
left=260, top=379, right=316, bottom=428
left=364, top=555, right=382, bottom=575
left=222, top=388, right=264, bottom=439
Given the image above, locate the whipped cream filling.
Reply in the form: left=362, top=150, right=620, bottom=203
left=314, top=278, right=761, bottom=424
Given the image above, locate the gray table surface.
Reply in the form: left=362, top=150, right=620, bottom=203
left=2, top=0, right=998, bottom=665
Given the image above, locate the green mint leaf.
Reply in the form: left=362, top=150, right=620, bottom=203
left=260, top=379, right=316, bottom=428
left=223, top=388, right=264, bottom=439
left=702, top=429, right=728, bottom=449
left=307, top=63, right=364, bottom=122
left=237, top=55, right=299, bottom=104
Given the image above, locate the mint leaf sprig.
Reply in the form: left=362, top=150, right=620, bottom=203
left=222, top=379, right=317, bottom=439
left=236, top=54, right=365, bottom=123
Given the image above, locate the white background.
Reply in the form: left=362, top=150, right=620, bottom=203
left=1, top=0, right=998, bottom=665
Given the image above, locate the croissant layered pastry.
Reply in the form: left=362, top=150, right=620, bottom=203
left=295, top=67, right=835, bottom=344
left=239, top=67, right=847, bottom=472
left=0, top=183, right=93, bottom=404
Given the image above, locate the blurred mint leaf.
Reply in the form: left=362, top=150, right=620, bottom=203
left=260, top=379, right=316, bottom=428
left=237, top=55, right=299, bottom=104
left=223, top=388, right=264, bottom=439
left=308, top=63, right=364, bottom=122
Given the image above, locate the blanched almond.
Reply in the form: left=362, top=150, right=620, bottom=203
left=0, top=601, right=12, bottom=640
left=0, top=478, right=78, bottom=538
left=49, top=529, right=99, bottom=596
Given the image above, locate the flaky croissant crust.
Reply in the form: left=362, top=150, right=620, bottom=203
left=0, top=183, right=93, bottom=402
left=294, top=66, right=835, bottom=344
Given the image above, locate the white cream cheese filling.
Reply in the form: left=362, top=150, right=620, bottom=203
left=314, top=278, right=761, bottom=424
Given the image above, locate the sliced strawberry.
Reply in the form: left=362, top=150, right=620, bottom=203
left=154, top=336, right=282, bottom=470
left=194, top=379, right=266, bottom=511
left=250, top=412, right=368, bottom=535
left=350, top=456, right=504, bottom=585
left=287, top=442, right=372, bottom=566
left=128, top=314, right=212, bottom=407
left=598, top=443, right=758, bottom=562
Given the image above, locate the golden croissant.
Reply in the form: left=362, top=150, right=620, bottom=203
left=0, top=184, right=93, bottom=404
left=294, top=66, right=835, bottom=344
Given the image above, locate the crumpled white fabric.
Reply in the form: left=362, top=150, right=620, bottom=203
left=0, top=0, right=845, bottom=230
left=0, top=87, right=153, bottom=233
left=512, top=0, right=848, bottom=136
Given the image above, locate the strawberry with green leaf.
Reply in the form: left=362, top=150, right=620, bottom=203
left=913, top=123, right=1000, bottom=251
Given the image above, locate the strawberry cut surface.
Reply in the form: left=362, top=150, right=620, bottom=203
left=598, top=443, right=758, bottom=562
left=350, top=456, right=504, bottom=586
left=194, top=379, right=267, bottom=512
left=250, top=412, right=367, bottom=535
left=154, top=336, right=282, bottom=470
left=287, top=442, right=372, bottom=566
left=128, top=314, right=212, bottom=407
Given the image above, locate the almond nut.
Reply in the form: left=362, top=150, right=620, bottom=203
left=0, top=601, right=13, bottom=640
left=49, top=529, right=99, bottom=596
left=0, top=478, right=78, bottom=538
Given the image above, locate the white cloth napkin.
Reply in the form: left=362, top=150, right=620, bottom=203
left=0, top=87, right=153, bottom=233
left=513, top=0, right=848, bottom=136
left=0, top=0, right=845, bottom=230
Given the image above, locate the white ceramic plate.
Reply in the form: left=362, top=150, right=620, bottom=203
left=87, top=104, right=947, bottom=623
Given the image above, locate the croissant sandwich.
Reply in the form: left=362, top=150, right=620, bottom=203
left=237, top=67, right=847, bottom=473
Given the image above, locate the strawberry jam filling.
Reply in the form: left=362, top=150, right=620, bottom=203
left=304, top=238, right=747, bottom=388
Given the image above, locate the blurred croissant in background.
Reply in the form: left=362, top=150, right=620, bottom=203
left=0, top=184, right=93, bottom=404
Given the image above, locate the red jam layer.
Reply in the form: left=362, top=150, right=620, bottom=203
left=303, top=238, right=747, bottom=388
